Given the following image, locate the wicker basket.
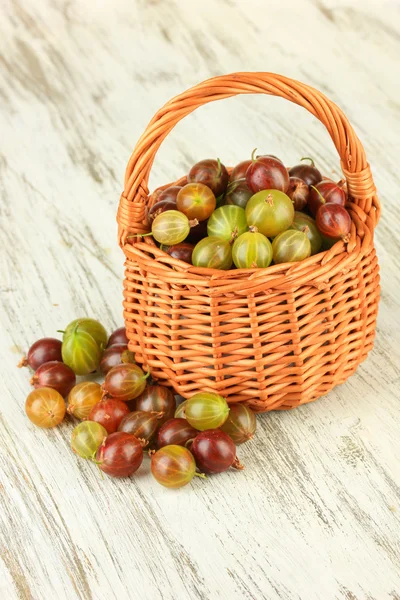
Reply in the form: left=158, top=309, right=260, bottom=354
left=117, top=72, right=380, bottom=412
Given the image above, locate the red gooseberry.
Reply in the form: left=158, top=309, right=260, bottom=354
left=308, top=180, right=346, bottom=216
left=89, top=399, right=131, bottom=434
left=190, top=430, right=243, bottom=474
left=316, top=204, right=352, bottom=241
left=95, top=432, right=144, bottom=478
left=30, top=361, right=76, bottom=397
left=19, top=338, right=63, bottom=370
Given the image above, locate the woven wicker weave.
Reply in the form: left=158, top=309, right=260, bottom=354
left=117, top=72, right=380, bottom=412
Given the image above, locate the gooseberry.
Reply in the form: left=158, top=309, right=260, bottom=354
left=232, top=230, right=272, bottom=269
left=287, top=176, right=309, bottom=211
left=191, top=430, right=241, bottom=474
left=162, top=242, right=194, bottom=264
left=19, top=338, right=62, bottom=370
left=89, top=399, right=131, bottom=434
left=25, top=387, right=66, bottom=428
left=185, top=219, right=208, bottom=244
left=96, top=432, right=143, bottom=478
left=62, top=329, right=101, bottom=376
left=152, top=210, right=195, bottom=245
left=246, top=155, right=289, bottom=194
left=151, top=445, right=202, bottom=488
left=103, top=363, right=149, bottom=402
left=148, top=199, right=177, bottom=225
left=316, top=204, right=351, bottom=241
left=67, top=381, right=103, bottom=420
left=176, top=183, right=216, bottom=222
left=245, top=190, right=294, bottom=237
left=272, top=230, right=311, bottom=264
left=100, top=344, right=135, bottom=375
left=308, top=180, right=346, bottom=216
left=118, top=410, right=160, bottom=445
left=289, top=158, right=322, bottom=186
left=135, top=385, right=176, bottom=426
left=63, top=318, right=108, bottom=350
left=157, top=419, right=198, bottom=448
left=289, top=212, right=322, bottom=255
left=188, top=158, right=229, bottom=197
left=207, top=205, right=248, bottom=242
left=71, top=421, right=107, bottom=459
left=107, top=327, right=128, bottom=347
left=185, top=392, right=229, bottom=431
left=157, top=185, right=183, bottom=204
left=225, top=181, right=253, bottom=209
left=229, top=159, right=252, bottom=182
left=175, top=400, right=188, bottom=419
left=192, top=237, right=233, bottom=270
left=30, top=361, right=76, bottom=397
left=220, top=404, right=257, bottom=444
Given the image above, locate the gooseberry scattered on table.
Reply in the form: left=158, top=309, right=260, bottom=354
left=107, top=327, right=128, bottom=347
left=118, top=410, right=160, bottom=445
left=19, top=337, right=62, bottom=370
left=151, top=445, right=204, bottom=488
left=89, top=399, right=131, bottom=434
left=67, top=381, right=103, bottom=420
left=185, top=392, right=230, bottom=431
left=100, top=343, right=135, bottom=375
left=71, top=421, right=108, bottom=459
left=135, top=385, right=176, bottom=426
left=96, top=432, right=144, bottom=478
left=220, top=404, right=257, bottom=444
left=103, top=363, right=149, bottom=402
left=25, top=387, right=66, bottom=428
left=30, top=361, right=76, bottom=397
left=191, top=429, right=243, bottom=474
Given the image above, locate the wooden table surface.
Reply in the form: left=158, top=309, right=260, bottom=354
left=1, top=1, right=400, bottom=599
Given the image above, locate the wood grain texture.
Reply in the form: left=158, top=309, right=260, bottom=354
left=0, top=1, right=399, bottom=599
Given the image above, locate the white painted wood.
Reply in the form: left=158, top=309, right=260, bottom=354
left=1, top=1, right=400, bottom=598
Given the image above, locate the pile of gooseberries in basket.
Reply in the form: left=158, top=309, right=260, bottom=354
left=141, top=153, right=351, bottom=268
left=19, top=319, right=254, bottom=488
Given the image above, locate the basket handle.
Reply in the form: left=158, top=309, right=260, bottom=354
left=117, top=72, right=380, bottom=244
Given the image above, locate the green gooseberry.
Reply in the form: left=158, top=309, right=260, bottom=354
left=272, top=230, right=311, bottom=264
left=62, top=329, right=102, bottom=375
left=192, top=237, right=233, bottom=270
left=232, top=230, right=272, bottom=269
left=71, top=421, right=107, bottom=459
left=63, top=318, right=108, bottom=350
left=289, top=212, right=322, bottom=255
left=185, top=392, right=230, bottom=431
left=245, top=189, right=294, bottom=237
left=152, top=210, right=191, bottom=245
left=207, top=205, right=248, bottom=242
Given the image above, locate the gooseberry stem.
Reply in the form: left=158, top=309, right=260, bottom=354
left=301, top=157, right=315, bottom=166
left=194, top=472, right=207, bottom=479
left=189, top=218, right=199, bottom=228
left=310, top=185, right=325, bottom=205
left=251, top=148, right=258, bottom=162
left=216, top=157, right=222, bottom=178
left=57, top=330, right=66, bottom=334
left=226, top=178, right=245, bottom=194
